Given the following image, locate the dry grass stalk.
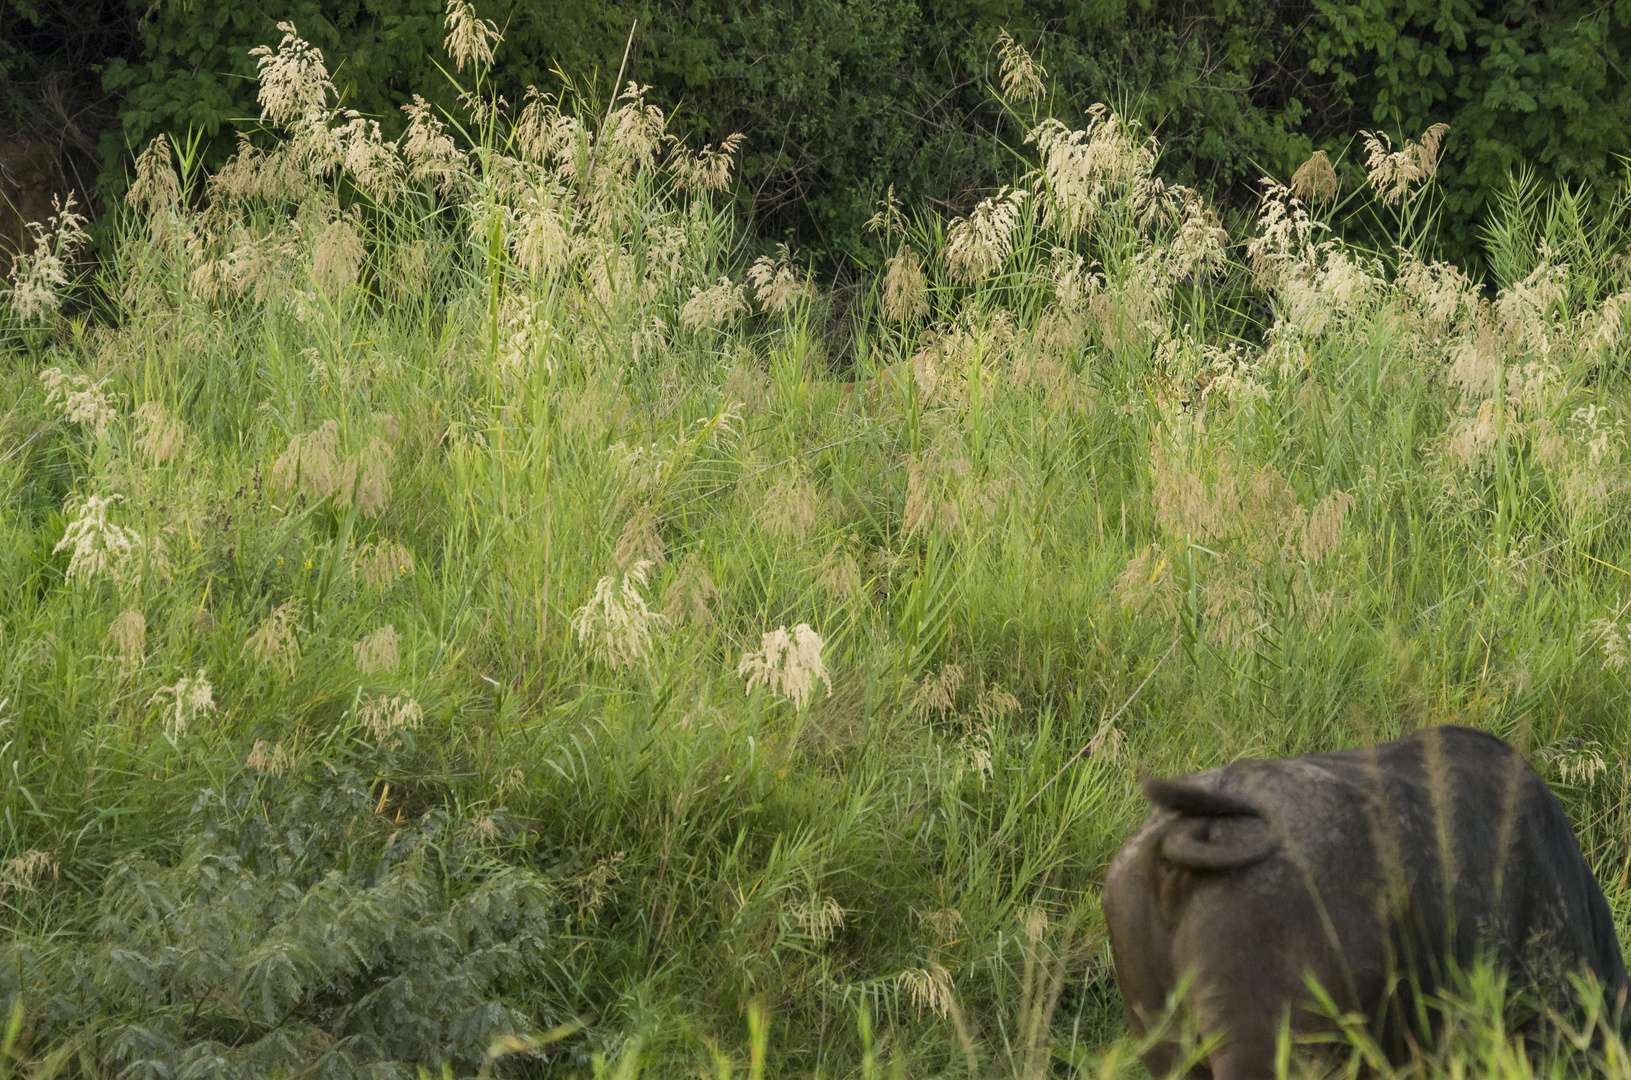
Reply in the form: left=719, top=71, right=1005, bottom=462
left=738, top=623, right=832, bottom=708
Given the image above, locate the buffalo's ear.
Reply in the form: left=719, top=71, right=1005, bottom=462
left=1160, top=815, right=1277, bottom=871
left=1141, top=777, right=1261, bottom=818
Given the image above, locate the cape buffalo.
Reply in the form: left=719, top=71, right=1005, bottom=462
left=1104, top=724, right=1627, bottom=1078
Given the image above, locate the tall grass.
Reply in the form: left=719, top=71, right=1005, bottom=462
left=3, top=8, right=1631, bottom=1077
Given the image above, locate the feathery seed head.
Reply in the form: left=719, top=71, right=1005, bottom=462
left=758, top=466, right=820, bottom=539
left=40, top=366, right=117, bottom=437
left=149, top=669, right=215, bottom=737
left=249, top=600, right=303, bottom=675
left=401, top=95, right=468, bottom=193
left=1112, top=544, right=1179, bottom=620
left=817, top=547, right=865, bottom=603
left=1302, top=490, right=1355, bottom=562
left=573, top=562, right=664, bottom=669
left=272, top=420, right=341, bottom=502
left=359, top=693, right=423, bottom=742
left=613, top=506, right=666, bottom=572
left=9, top=195, right=90, bottom=322
left=354, top=624, right=401, bottom=675
left=247, top=740, right=295, bottom=776
left=1, top=850, right=58, bottom=898
left=663, top=553, right=719, bottom=626
left=1027, top=106, right=1155, bottom=236
left=738, top=623, right=832, bottom=709
left=515, top=87, right=583, bottom=167
left=1290, top=150, right=1339, bottom=205
left=443, top=0, right=500, bottom=72
left=680, top=276, right=748, bottom=331
left=899, top=963, right=954, bottom=1018
left=1245, top=180, right=1326, bottom=290
left=994, top=29, right=1047, bottom=103
left=313, top=212, right=365, bottom=294
left=250, top=23, right=334, bottom=128
left=127, top=136, right=181, bottom=213
left=910, top=663, right=964, bottom=721
left=791, top=894, right=846, bottom=943
left=356, top=540, right=415, bottom=589
left=1361, top=124, right=1449, bottom=205
left=134, top=402, right=186, bottom=464
left=882, top=244, right=929, bottom=324
left=865, top=185, right=908, bottom=240
left=747, top=243, right=811, bottom=314
left=945, top=187, right=1028, bottom=283
left=54, top=493, right=153, bottom=585
left=105, top=609, right=147, bottom=670
left=513, top=180, right=571, bottom=276
left=671, top=133, right=745, bottom=192
left=349, top=436, right=395, bottom=517
left=1169, top=190, right=1229, bottom=281
left=335, top=114, right=403, bottom=202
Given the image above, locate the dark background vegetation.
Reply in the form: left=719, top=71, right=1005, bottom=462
left=3, top=0, right=1630, bottom=268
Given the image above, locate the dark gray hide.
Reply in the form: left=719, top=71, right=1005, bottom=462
left=1104, top=725, right=1627, bottom=1078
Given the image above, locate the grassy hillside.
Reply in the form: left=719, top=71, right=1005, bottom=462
left=4, top=9, right=1631, bottom=1077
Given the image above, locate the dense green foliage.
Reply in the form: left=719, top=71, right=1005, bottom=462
left=6, top=13, right=1631, bottom=1079
left=7, top=0, right=1631, bottom=264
